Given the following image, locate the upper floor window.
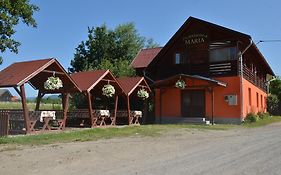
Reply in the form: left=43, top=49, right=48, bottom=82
left=209, top=47, right=237, bottom=62
left=175, top=53, right=183, bottom=64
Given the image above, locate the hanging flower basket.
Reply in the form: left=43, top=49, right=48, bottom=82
left=44, top=76, right=63, bottom=90
left=102, top=84, right=115, bottom=97
left=175, top=79, right=186, bottom=89
left=137, top=88, right=149, bottom=100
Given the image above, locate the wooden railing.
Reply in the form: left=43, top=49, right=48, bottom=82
left=209, top=60, right=238, bottom=76
left=0, top=109, right=143, bottom=135
left=242, top=66, right=267, bottom=91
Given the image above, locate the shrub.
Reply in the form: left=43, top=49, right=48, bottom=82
left=245, top=113, right=259, bottom=123
left=267, top=94, right=280, bottom=115
left=257, top=112, right=270, bottom=119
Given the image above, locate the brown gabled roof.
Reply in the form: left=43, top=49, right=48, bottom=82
left=0, top=58, right=81, bottom=93
left=0, top=58, right=53, bottom=87
left=117, top=77, right=151, bottom=96
left=131, top=47, right=162, bottom=69
left=70, top=70, right=124, bottom=93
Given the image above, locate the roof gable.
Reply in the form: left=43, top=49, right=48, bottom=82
left=70, top=70, right=124, bottom=94
left=117, top=77, right=151, bottom=96
left=0, top=58, right=81, bottom=93
left=147, top=16, right=251, bottom=69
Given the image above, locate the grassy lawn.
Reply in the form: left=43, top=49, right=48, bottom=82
left=243, top=116, right=281, bottom=127
left=0, top=102, right=62, bottom=110
left=0, top=116, right=280, bottom=147
left=0, top=124, right=236, bottom=146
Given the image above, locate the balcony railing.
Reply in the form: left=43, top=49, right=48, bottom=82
left=242, top=66, right=267, bottom=91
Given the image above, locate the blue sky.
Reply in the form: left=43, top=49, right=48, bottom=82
left=1, top=0, right=281, bottom=97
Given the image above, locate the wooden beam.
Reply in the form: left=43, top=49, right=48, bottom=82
left=113, top=95, right=119, bottom=125
left=101, top=79, right=116, bottom=83
left=20, top=85, right=31, bottom=134
left=127, top=95, right=131, bottom=125
left=35, top=90, right=45, bottom=111
left=86, top=92, right=94, bottom=127
left=41, top=70, right=65, bottom=75
left=62, top=93, right=70, bottom=129
left=13, top=87, right=22, bottom=98
left=211, top=87, right=215, bottom=125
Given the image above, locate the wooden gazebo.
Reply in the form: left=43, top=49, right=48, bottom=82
left=117, top=77, right=151, bottom=124
left=70, top=70, right=124, bottom=127
left=0, top=58, right=81, bottom=134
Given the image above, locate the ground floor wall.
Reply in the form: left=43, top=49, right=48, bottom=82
left=242, top=78, right=267, bottom=118
left=154, top=76, right=267, bottom=124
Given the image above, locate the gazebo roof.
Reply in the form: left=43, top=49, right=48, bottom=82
left=117, top=77, right=151, bottom=96
left=71, top=70, right=124, bottom=93
left=0, top=58, right=81, bottom=93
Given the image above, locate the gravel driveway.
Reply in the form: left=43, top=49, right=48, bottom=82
left=1, top=123, right=281, bottom=175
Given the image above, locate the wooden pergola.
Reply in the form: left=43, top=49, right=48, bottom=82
left=0, top=58, right=81, bottom=134
left=70, top=70, right=124, bottom=127
left=117, top=77, right=151, bottom=124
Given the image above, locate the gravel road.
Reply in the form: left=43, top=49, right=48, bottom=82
left=1, top=123, right=281, bottom=175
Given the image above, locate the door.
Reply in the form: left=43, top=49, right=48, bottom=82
left=181, top=90, right=205, bottom=118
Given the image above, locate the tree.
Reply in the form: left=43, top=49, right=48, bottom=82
left=268, top=77, right=281, bottom=115
left=69, top=22, right=159, bottom=77
left=0, top=0, right=39, bottom=64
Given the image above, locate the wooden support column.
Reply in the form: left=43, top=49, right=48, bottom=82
left=114, top=95, right=119, bottom=125
left=62, top=92, right=70, bottom=129
left=86, top=91, right=94, bottom=127
left=211, top=87, right=215, bottom=125
left=35, top=90, right=44, bottom=111
left=20, top=85, right=31, bottom=134
left=159, top=88, right=162, bottom=124
left=127, top=95, right=131, bottom=125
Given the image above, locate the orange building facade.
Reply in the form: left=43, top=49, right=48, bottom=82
left=132, top=17, right=274, bottom=124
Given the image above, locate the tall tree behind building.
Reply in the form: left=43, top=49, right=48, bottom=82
left=69, top=22, right=159, bottom=77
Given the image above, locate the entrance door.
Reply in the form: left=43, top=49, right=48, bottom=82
left=181, top=90, right=205, bottom=118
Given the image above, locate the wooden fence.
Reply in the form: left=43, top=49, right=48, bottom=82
left=0, top=111, right=9, bottom=136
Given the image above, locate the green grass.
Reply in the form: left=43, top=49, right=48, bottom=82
left=1, top=116, right=281, bottom=147
left=0, top=102, right=62, bottom=110
left=243, top=116, right=281, bottom=127
left=0, top=124, right=237, bottom=146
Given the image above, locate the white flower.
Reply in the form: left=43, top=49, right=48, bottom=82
left=137, top=89, right=149, bottom=100
left=44, top=76, right=63, bottom=90
left=102, top=84, right=115, bottom=97
left=175, top=79, right=186, bottom=89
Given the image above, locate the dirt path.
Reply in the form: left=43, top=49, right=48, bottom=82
left=1, top=123, right=281, bottom=175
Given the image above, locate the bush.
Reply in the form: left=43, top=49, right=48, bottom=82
left=267, top=94, right=280, bottom=115
left=257, top=112, right=270, bottom=119
left=245, top=113, right=259, bottom=123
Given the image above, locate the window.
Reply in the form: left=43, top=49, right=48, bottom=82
left=256, top=92, right=259, bottom=108
left=209, top=47, right=237, bottom=62
left=175, top=53, right=180, bottom=64
left=248, top=88, right=252, bottom=106
left=261, top=95, right=263, bottom=108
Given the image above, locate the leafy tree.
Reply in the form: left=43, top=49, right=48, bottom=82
left=267, top=94, right=279, bottom=115
left=268, top=77, right=281, bottom=115
left=69, top=22, right=159, bottom=77
left=0, top=0, right=39, bottom=64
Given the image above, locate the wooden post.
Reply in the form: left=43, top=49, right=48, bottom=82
left=62, top=92, right=70, bottom=129
left=20, top=85, right=31, bottom=134
left=114, top=95, right=119, bottom=125
left=35, top=90, right=44, bottom=111
left=86, top=91, right=94, bottom=127
left=211, top=87, right=215, bottom=125
left=127, top=95, right=131, bottom=125
left=159, top=88, right=162, bottom=124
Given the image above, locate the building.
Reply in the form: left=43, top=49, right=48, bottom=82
left=131, top=17, right=274, bottom=124
left=0, top=89, right=13, bottom=102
